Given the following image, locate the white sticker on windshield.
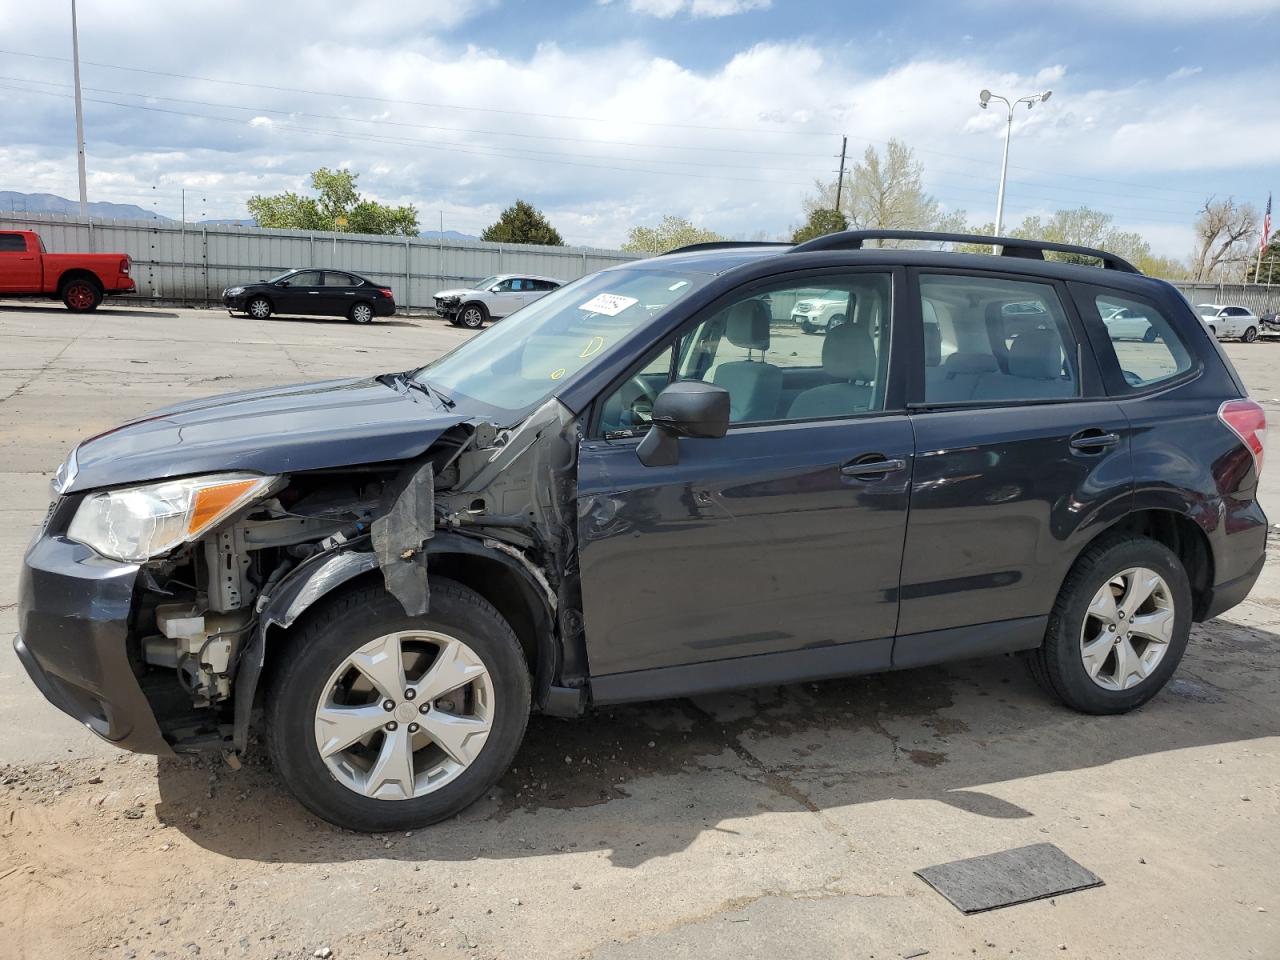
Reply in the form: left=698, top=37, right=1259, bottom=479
left=578, top=293, right=638, bottom=316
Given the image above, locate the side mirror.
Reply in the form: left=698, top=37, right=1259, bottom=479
left=636, top=381, right=730, bottom=467
left=275, top=280, right=290, bottom=288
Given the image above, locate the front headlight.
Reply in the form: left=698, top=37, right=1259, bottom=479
left=225, top=286, right=245, bottom=296
left=68, top=472, right=279, bottom=562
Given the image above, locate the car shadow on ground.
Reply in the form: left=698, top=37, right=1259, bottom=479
left=153, top=621, right=1280, bottom=869
left=260, top=314, right=427, bottom=329
left=0, top=303, right=181, bottom=319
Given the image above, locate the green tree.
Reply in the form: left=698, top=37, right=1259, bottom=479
left=622, top=215, right=724, bottom=254
left=247, top=168, right=418, bottom=236
left=481, top=200, right=564, bottom=245
left=792, top=208, right=848, bottom=244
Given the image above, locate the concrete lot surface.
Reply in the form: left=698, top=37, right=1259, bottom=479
left=0, top=302, right=1277, bottom=959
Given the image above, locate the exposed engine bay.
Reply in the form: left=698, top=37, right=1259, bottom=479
left=130, top=399, right=583, bottom=753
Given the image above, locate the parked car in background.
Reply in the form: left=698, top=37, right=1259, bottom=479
left=1260, top=307, right=1280, bottom=333
left=223, top=269, right=395, bottom=324
left=1195, top=304, right=1261, bottom=342
left=1102, top=305, right=1159, bottom=341
left=0, top=229, right=134, bottom=311
left=789, top=289, right=848, bottom=333
left=433, top=274, right=562, bottom=328
left=18, top=228, right=1266, bottom=832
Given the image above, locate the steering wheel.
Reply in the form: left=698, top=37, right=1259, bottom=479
left=624, top=374, right=660, bottom=425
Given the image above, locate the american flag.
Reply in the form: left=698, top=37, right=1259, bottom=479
left=1264, top=194, right=1272, bottom=249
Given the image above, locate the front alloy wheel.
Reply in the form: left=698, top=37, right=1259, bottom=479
left=460, top=305, right=486, bottom=329
left=266, top=579, right=530, bottom=831
left=314, top=630, right=495, bottom=801
left=247, top=297, right=272, bottom=320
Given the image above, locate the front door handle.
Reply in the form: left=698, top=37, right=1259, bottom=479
left=841, top=457, right=906, bottom=479
left=1069, top=430, right=1121, bottom=452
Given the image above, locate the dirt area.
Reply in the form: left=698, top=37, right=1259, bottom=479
left=1, top=304, right=1278, bottom=959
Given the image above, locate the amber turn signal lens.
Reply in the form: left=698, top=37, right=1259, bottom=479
left=187, top=478, right=264, bottom=536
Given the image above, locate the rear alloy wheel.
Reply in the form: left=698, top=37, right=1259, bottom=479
left=267, top=579, right=530, bottom=831
left=62, top=278, right=102, bottom=312
left=349, top=302, right=374, bottom=325
left=460, top=304, right=487, bottom=329
left=1025, top=535, right=1191, bottom=714
left=1242, top=326, right=1259, bottom=343
left=247, top=297, right=272, bottom=320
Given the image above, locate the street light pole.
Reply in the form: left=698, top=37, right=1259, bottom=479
left=71, top=0, right=89, bottom=219
left=978, top=88, right=1052, bottom=237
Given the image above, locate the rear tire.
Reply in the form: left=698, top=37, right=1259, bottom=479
left=349, top=301, right=374, bottom=325
left=1242, top=326, right=1259, bottom=343
left=459, top=303, right=488, bottom=329
left=1025, top=534, right=1191, bottom=715
left=247, top=297, right=272, bottom=320
left=266, top=578, right=530, bottom=832
left=61, top=277, right=102, bottom=312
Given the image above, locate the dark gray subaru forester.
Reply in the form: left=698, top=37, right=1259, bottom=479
left=17, top=230, right=1267, bottom=831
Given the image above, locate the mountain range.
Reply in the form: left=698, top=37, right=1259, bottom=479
left=0, top=191, right=477, bottom=239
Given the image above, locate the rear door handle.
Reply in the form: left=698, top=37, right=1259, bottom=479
left=1069, top=430, right=1121, bottom=451
left=841, top=457, right=906, bottom=479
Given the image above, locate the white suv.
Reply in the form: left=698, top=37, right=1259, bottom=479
left=789, top=289, right=849, bottom=333
left=1196, top=303, right=1262, bottom=342
left=433, top=274, right=562, bottom=328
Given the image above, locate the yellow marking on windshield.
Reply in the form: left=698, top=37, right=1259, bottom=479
left=579, top=336, right=605, bottom=359
left=550, top=367, right=566, bottom=380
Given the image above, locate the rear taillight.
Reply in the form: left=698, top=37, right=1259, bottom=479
left=377, top=287, right=393, bottom=299
left=120, top=256, right=131, bottom=274
left=1219, top=398, right=1267, bottom=476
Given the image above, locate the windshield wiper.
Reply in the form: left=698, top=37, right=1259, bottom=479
left=405, top=377, right=455, bottom=409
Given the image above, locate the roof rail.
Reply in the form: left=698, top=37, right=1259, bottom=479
left=661, top=240, right=791, bottom=256
left=788, top=229, right=1141, bottom=274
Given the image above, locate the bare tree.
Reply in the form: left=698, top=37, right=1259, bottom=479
left=805, top=139, right=959, bottom=246
left=1192, top=197, right=1258, bottom=281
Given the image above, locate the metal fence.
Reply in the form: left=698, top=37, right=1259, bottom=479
left=0, top=212, right=639, bottom=312
left=1167, top=281, right=1280, bottom=316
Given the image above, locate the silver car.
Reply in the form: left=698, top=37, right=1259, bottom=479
left=1196, top=304, right=1262, bottom=342
left=433, top=274, right=562, bottom=328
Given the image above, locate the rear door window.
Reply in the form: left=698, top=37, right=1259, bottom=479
left=918, top=274, right=1079, bottom=404
left=0, top=233, right=26, bottom=252
left=1089, top=291, right=1193, bottom=390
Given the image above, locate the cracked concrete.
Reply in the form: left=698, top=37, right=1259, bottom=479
left=0, top=302, right=1278, bottom=959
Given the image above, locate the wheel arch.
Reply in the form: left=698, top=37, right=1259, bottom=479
left=461, top=300, right=489, bottom=319
left=55, top=268, right=103, bottom=294
left=232, top=534, right=558, bottom=751
left=1070, top=507, right=1215, bottom=621
left=246, top=292, right=275, bottom=311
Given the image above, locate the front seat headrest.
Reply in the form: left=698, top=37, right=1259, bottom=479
left=1008, top=328, right=1064, bottom=379
left=724, top=300, right=771, bottom=351
left=943, top=352, right=1000, bottom=377
left=822, top=322, right=877, bottom=383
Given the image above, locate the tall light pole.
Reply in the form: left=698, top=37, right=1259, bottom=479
left=979, top=88, right=1052, bottom=236
left=71, top=0, right=89, bottom=218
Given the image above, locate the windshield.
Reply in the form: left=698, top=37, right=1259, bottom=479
left=266, top=270, right=297, bottom=283
left=414, top=267, right=709, bottom=418
left=1196, top=304, right=1219, bottom=316
left=471, top=276, right=500, bottom=290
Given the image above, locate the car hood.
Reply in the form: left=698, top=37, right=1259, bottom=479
left=434, top=288, right=482, bottom=299
left=65, top=376, right=470, bottom=492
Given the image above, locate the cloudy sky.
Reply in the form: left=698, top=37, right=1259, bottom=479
left=1, top=0, right=1277, bottom=253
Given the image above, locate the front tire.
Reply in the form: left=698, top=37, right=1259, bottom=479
left=349, top=301, right=374, bottom=325
left=1242, top=326, right=1259, bottom=343
left=266, top=579, right=531, bottom=831
left=1025, top=535, right=1191, bottom=715
left=61, top=278, right=102, bottom=312
left=459, top=303, right=488, bottom=329
left=247, top=297, right=272, bottom=320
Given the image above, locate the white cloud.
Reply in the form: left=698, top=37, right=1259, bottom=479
left=1059, top=0, right=1279, bottom=16
left=618, top=0, right=771, bottom=18
left=1166, top=66, right=1203, bottom=81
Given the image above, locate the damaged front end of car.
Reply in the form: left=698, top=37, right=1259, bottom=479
left=45, top=399, right=588, bottom=757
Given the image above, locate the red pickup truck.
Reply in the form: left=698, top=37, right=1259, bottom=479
left=0, top=229, right=135, bottom=312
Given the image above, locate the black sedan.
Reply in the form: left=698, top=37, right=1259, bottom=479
left=223, top=269, right=396, bottom=324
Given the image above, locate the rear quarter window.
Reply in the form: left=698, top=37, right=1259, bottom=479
left=0, top=233, right=27, bottom=252
left=1090, top=290, right=1194, bottom=390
